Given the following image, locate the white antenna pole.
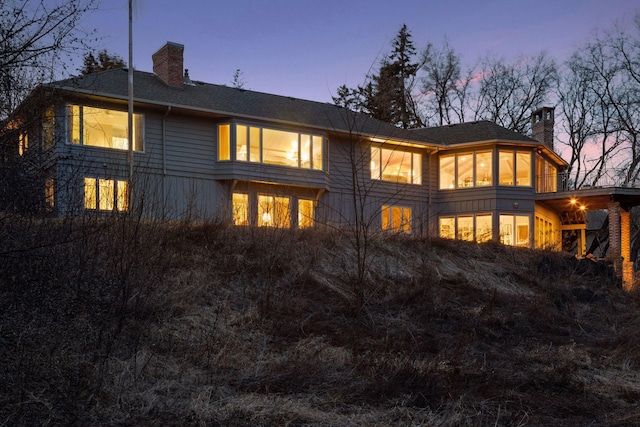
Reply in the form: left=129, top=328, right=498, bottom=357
left=127, top=0, right=134, bottom=183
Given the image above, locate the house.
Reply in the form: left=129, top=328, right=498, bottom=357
left=5, top=42, right=640, bottom=286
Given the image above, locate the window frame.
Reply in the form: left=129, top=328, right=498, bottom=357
left=439, top=213, right=494, bottom=243
left=67, top=104, right=145, bottom=152
left=298, top=198, right=315, bottom=229
left=84, top=177, right=129, bottom=212
left=257, top=194, right=291, bottom=228
left=499, top=214, right=530, bottom=247
left=439, top=150, right=493, bottom=190
left=498, top=149, right=532, bottom=187
left=371, top=146, right=422, bottom=185
left=221, top=122, right=324, bottom=170
left=382, top=204, right=412, bottom=233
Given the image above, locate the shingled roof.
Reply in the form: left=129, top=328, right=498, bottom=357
left=49, top=68, right=440, bottom=147
left=410, top=121, right=537, bottom=145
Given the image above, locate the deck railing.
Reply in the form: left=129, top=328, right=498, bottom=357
left=537, top=169, right=639, bottom=193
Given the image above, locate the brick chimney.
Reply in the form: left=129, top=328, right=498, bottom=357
left=531, top=107, right=554, bottom=150
left=152, top=42, right=184, bottom=88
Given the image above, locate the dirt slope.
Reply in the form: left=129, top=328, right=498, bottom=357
left=1, top=220, right=639, bottom=426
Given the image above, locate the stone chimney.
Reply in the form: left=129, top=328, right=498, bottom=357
left=531, top=107, right=554, bottom=151
left=152, top=42, right=184, bottom=88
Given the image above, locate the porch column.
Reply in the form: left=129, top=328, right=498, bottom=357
left=607, top=202, right=624, bottom=283
left=621, top=209, right=634, bottom=289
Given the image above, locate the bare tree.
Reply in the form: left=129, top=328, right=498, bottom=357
left=558, top=15, right=640, bottom=187
left=420, top=39, right=463, bottom=126
left=471, top=52, right=558, bottom=134
left=0, top=0, right=98, bottom=120
left=1, top=0, right=97, bottom=213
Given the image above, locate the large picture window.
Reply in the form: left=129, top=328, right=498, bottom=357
left=499, top=150, right=531, bottom=187
left=84, top=177, right=128, bottom=212
left=371, top=147, right=421, bottom=185
left=225, top=124, right=323, bottom=170
left=439, top=151, right=492, bottom=189
left=69, top=105, right=143, bottom=151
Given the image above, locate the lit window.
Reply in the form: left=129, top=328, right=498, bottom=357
left=232, top=193, right=249, bottom=225
left=68, top=105, right=143, bottom=151
left=258, top=195, right=290, bottom=228
left=263, top=128, right=300, bottom=167
left=439, top=217, right=455, bottom=239
left=312, top=136, right=323, bottom=171
left=500, top=214, right=529, bottom=247
left=84, top=178, right=96, bottom=210
left=535, top=214, right=556, bottom=249
left=457, top=216, right=474, bottom=241
left=250, top=126, right=261, bottom=162
left=225, top=124, right=323, bottom=169
left=18, top=132, right=28, bottom=156
left=476, top=152, right=492, bottom=186
left=499, top=150, right=531, bottom=186
left=439, top=155, right=455, bottom=189
left=439, top=214, right=493, bottom=242
left=84, top=177, right=129, bottom=212
left=516, top=152, right=531, bottom=186
left=117, top=180, right=129, bottom=212
left=219, top=124, right=230, bottom=161
left=476, top=214, right=492, bottom=242
left=457, top=153, right=473, bottom=188
left=45, top=178, right=54, bottom=209
left=439, top=151, right=492, bottom=189
left=371, top=147, right=421, bottom=184
left=536, top=154, right=557, bottom=193
left=382, top=205, right=411, bottom=232
left=298, top=199, right=314, bottom=228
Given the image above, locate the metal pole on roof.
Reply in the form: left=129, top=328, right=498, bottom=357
left=127, top=0, right=134, bottom=183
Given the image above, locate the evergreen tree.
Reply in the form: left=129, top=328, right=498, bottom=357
left=79, top=50, right=125, bottom=74
left=334, top=24, right=423, bottom=129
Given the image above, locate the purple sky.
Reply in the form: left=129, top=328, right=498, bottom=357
left=78, top=0, right=639, bottom=103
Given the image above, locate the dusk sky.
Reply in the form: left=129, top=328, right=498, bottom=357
left=79, top=0, right=639, bottom=103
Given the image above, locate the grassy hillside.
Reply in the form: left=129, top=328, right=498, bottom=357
left=1, top=218, right=640, bottom=426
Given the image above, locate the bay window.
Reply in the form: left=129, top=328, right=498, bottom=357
left=439, top=151, right=492, bottom=189
left=224, top=123, right=323, bottom=170
left=536, top=154, right=557, bottom=193
left=499, top=150, right=531, bottom=187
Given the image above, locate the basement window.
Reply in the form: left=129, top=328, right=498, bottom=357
left=84, top=177, right=129, bottom=212
left=382, top=205, right=411, bottom=232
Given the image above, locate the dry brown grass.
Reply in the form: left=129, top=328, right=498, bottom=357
left=1, top=219, right=639, bottom=426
